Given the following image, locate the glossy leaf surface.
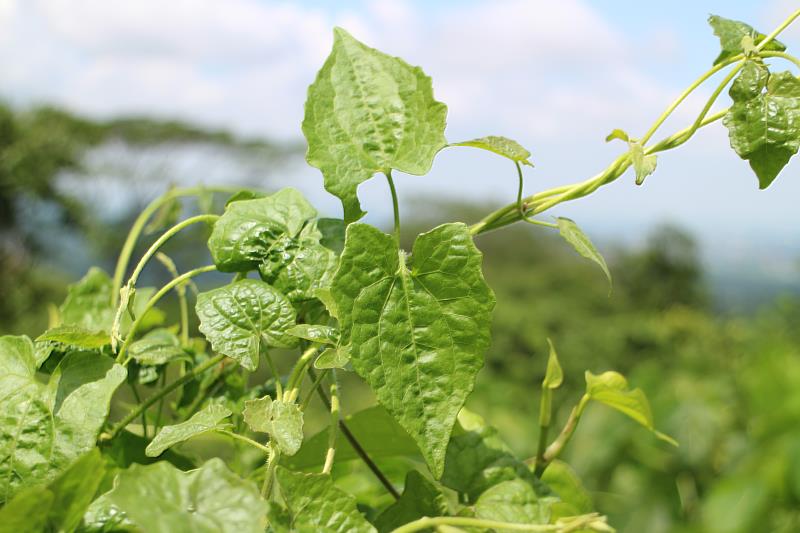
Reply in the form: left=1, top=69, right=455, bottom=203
left=303, top=28, right=448, bottom=222
left=146, top=404, right=232, bottom=457
left=331, top=223, right=494, bottom=477
left=708, top=15, right=785, bottom=65
left=453, top=135, right=533, bottom=166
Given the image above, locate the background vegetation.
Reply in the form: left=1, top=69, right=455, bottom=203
left=1, top=102, right=798, bottom=533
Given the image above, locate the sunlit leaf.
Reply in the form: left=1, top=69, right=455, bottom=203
left=453, top=135, right=533, bottom=166
left=708, top=15, right=785, bottom=65
left=242, top=396, right=303, bottom=456
left=331, top=223, right=494, bottom=477
left=543, top=338, right=563, bottom=389
left=286, top=324, right=338, bottom=345
left=128, top=328, right=186, bottom=366
left=146, top=404, right=232, bottom=457
left=556, top=217, right=612, bottom=288
left=303, top=27, right=447, bottom=222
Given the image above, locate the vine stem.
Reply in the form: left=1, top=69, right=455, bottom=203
left=761, top=50, right=800, bottom=70
left=215, top=429, right=271, bottom=454
left=115, top=265, right=217, bottom=364
left=755, top=8, right=800, bottom=52
left=111, top=214, right=219, bottom=351
left=385, top=170, right=401, bottom=242
left=322, top=377, right=339, bottom=475
left=111, top=185, right=244, bottom=308
left=309, top=368, right=401, bottom=500
left=154, top=253, right=190, bottom=346
left=390, top=513, right=609, bottom=533
left=102, top=353, right=226, bottom=441
left=261, top=443, right=279, bottom=499
left=541, top=395, right=590, bottom=468
left=284, top=347, right=318, bottom=402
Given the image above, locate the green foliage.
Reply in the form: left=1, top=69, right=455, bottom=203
left=1, top=8, right=799, bottom=533
left=331, top=222, right=494, bottom=477
left=107, top=459, right=267, bottom=533
left=146, top=404, right=232, bottom=457
left=303, top=28, right=448, bottom=222
left=196, top=279, right=298, bottom=370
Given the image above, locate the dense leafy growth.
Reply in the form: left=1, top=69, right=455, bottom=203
left=0, top=9, right=798, bottom=533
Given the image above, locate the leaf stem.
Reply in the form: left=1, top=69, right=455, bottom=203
left=116, top=265, right=217, bottom=364
left=390, top=513, right=610, bottom=533
left=263, top=349, right=283, bottom=400
left=155, top=252, right=190, bottom=346
left=102, top=353, right=226, bottom=441
left=284, top=346, right=318, bottom=402
left=111, top=215, right=219, bottom=351
left=111, top=186, right=244, bottom=308
left=760, top=50, right=800, bottom=70
left=385, top=171, right=401, bottom=242
left=755, top=8, right=800, bottom=52
left=301, top=368, right=329, bottom=411
left=309, top=368, right=400, bottom=500
left=128, top=383, right=148, bottom=439
left=540, top=395, right=590, bottom=469
left=261, top=442, right=280, bottom=499
left=322, top=376, right=339, bottom=475
left=215, top=429, right=271, bottom=454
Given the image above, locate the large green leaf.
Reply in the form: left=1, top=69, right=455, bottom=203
left=0, top=485, right=53, bottom=533
left=285, top=405, right=418, bottom=470
left=303, top=27, right=448, bottom=222
left=708, top=15, right=785, bottom=65
left=452, top=135, right=533, bottom=166
left=275, top=467, right=376, bottom=533
left=243, top=396, right=304, bottom=456
left=724, top=69, right=800, bottom=189
left=0, top=338, right=125, bottom=503
left=196, top=279, right=297, bottom=371
left=442, top=410, right=536, bottom=502
left=207, top=189, right=337, bottom=304
left=146, top=404, right=232, bottom=457
left=36, top=325, right=110, bottom=351
left=45, top=448, right=107, bottom=533
left=331, top=223, right=494, bottom=477
left=374, top=470, right=448, bottom=533
left=107, top=459, right=267, bottom=533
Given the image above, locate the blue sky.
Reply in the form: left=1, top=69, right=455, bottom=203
left=1, top=0, right=798, bottom=279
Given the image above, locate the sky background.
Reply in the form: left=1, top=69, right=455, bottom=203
left=1, top=0, right=798, bottom=283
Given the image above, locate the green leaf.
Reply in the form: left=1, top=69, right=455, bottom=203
left=318, top=218, right=346, bottom=254
left=286, top=324, right=338, bottom=345
left=331, top=223, right=495, bottom=477
left=629, top=142, right=657, bottom=185
left=0, top=485, right=53, bottom=533
left=285, top=405, right=418, bottom=470
left=146, top=404, right=232, bottom=457
left=556, top=217, right=612, bottom=288
left=540, top=460, right=594, bottom=517
left=474, top=479, right=554, bottom=530
left=36, top=324, right=109, bottom=351
left=275, top=467, right=376, bottom=533
left=207, top=188, right=337, bottom=303
left=196, top=279, right=297, bottom=371
left=303, top=27, right=448, bottom=222
left=0, top=339, right=125, bottom=503
left=225, top=189, right=266, bottom=206
left=242, top=396, right=303, bottom=455
left=453, top=136, right=533, bottom=166
left=314, top=347, right=351, bottom=370
left=605, top=129, right=629, bottom=143
left=543, top=338, right=563, bottom=389
left=724, top=69, right=800, bottom=188
left=46, top=448, right=107, bottom=533
left=107, top=459, right=267, bottom=533
left=442, top=409, right=537, bottom=502
left=374, top=470, right=448, bottom=533
left=708, top=15, right=786, bottom=65
left=128, top=328, right=186, bottom=366
left=585, top=370, right=677, bottom=446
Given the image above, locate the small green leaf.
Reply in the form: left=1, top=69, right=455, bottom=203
left=474, top=479, right=554, bottom=529
left=556, top=217, right=612, bottom=288
left=36, top=325, right=109, bottom=351
left=724, top=70, right=800, bottom=188
left=146, top=404, right=232, bottom=457
left=585, top=370, right=677, bottom=446
left=285, top=405, right=418, bottom=470
left=543, top=338, right=563, bottom=389
left=286, top=324, right=338, bottom=345
left=303, top=27, right=448, bottom=222
left=242, top=396, right=303, bottom=455
left=374, top=470, right=448, bottom=533
left=314, top=346, right=351, bottom=370
left=629, top=142, right=657, bottom=185
left=128, top=328, right=186, bottom=365
left=275, top=467, right=376, bottom=532
left=708, top=15, right=785, bottom=65
left=331, top=223, right=495, bottom=477
left=541, top=460, right=594, bottom=517
left=108, top=459, right=267, bottom=533
left=605, top=129, right=629, bottom=143
left=196, top=279, right=297, bottom=371
left=453, top=136, right=533, bottom=166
